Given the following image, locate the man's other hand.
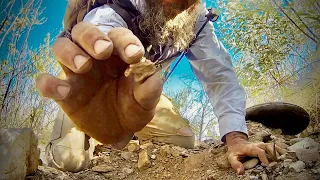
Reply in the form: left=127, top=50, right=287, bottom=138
left=226, top=131, right=285, bottom=175
left=36, top=22, right=163, bottom=145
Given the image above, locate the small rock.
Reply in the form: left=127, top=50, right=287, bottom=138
left=283, top=166, right=290, bottom=174
left=261, top=173, right=268, bottom=180
left=102, top=172, right=113, bottom=178
left=206, top=170, right=213, bottom=175
left=279, top=154, right=288, bottom=161
left=207, top=175, right=216, bottom=180
left=288, top=138, right=320, bottom=162
left=283, top=159, right=293, bottom=168
left=180, top=151, right=190, bottom=157
left=121, top=152, right=132, bottom=160
left=151, top=154, right=156, bottom=160
left=249, top=175, right=259, bottom=180
left=268, top=162, right=278, bottom=169
left=91, top=164, right=114, bottom=173
left=184, top=153, right=206, bottom=171
left=311, top=169, right=319, bottom=174
left=160, top=145, right=171, bottom=157
left=215, top=154, right=230, bottom=169
left=138, top=150, right=151, bottom=170
left=171, top=150, right=180, bottom=157
left=256, top=165, right=264, bottom=171
left=122, top=168, right=134, bottom=174
left=244, top=158, right=259, bottom=170
left=289, top=161, right=305, bottom=173
left=289, top=138, right=303, bottom=145
left=140, top=142, right=153, bottom=150
left=152, top=149, right=158, bottom=153
left=272, top=129, right=282, bottom=135
left=197, top=142, right=210, bottom=149
left=276, top=142, right=289, bottom=149
left=0, top=128, right=40, bottom=180
left=173, top=146, right=187, bottom=152
left=128, top=144, right=139, bottom=152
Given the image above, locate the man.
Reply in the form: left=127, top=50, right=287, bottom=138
left=36, top=0, right=281, bottom=175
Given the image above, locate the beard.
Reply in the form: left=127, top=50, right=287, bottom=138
left=139, top=0, right=203, bottom=51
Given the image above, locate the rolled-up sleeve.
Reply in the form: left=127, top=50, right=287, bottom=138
left=186, top=18, right=248, bottom=142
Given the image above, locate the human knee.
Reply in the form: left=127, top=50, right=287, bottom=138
left=177, top=126, right=194, bottom=137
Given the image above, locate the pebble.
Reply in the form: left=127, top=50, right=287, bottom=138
left=91, top=164, right=114, bottom=173
left=244, top=158, right=259, bottom=170
left=121, top=152, right=132, bottom=160
left=311, top=169, right=319, bottom=174
left=152, top=149, right=158, bottom=153
left=249, top=175, right=259, bottom=180
left=289, top=138, right=303, bottom=145
left=122, top=168, right=133, bottom=174
left=289, top=161, right=305, bottom=173
left=283, top=159, right=293, bottom=168
left=140, top=142, right=153, bottom=150
left=268, top=162, right=277, bottom=169
left=128, top=144, right=139, bottom=152
left=171, top=150, right=180, bottom=157
left=255, top=165, right=263, bottom=170
left=261, top=173, right=268, bottom=180
left=283, top=166, right=290, bottom=174
left=138, top=150, right=151, bottom=170
left=151, top=154, right=156, bottom=160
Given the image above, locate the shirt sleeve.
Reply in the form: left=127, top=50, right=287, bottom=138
left=83, top=4, right=128, bottom=34
left=186, top=16, right=248, bottom=142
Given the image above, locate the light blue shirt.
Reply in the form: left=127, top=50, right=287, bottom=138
left=83, top=1, right=248, bottom=141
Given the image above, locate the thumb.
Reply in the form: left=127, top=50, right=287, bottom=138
left=134, top=73, right=163, bottom=109
left=228, top=154, right=245, bottom=175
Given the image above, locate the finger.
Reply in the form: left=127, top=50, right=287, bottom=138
left=53, top=38, right=92, bottom=74
left=265, top=144, right=278, bottom=161
left=108, top=27, right=145, bottom=64
left=71, top=21, right=113, bottom=60
left=275, top=145, right=287, bottom=155
left=253, top=145, right=270, bottom=165
left=134, top=73, right=163, bottom=109
left=36, top=73, right=71, bottom=100
left=228, top=153, right=245, bottom=175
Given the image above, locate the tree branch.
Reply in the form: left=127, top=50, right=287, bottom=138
left=271, top=0, right=318, bottom=44
left=284, top=0, right=318, bottom=41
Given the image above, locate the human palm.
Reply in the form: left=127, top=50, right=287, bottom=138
left=36, top=23, right=162, bottom=145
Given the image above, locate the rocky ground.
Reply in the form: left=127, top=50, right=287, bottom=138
left=26, top=121, right=320, bottom=180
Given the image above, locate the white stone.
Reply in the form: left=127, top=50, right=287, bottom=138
left=289, top=161, right=305, bottom=173
left=0, top=128, right=40, bottom=180
left=288, top=137, right=320, bottom=162
left=243, top=158, right=259, bottom=170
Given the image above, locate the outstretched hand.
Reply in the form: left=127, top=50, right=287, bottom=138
left=226, top=132, right=285, bottom=174
left=36, top=22, right=163, bottom=145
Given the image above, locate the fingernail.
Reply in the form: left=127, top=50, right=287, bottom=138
left=237, top=168, right=241, bottom=174
left=74, top=55, right=89, bottom=69
left=94, top=39, right=112, bottom=54
left=125, top=44, right=141, bottom=58
left=57, top=85, right=70, bottom=99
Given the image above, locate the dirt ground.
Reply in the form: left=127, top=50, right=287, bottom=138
left=26, top=121, right=320, bottom=180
